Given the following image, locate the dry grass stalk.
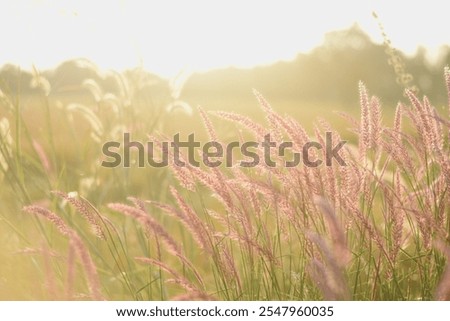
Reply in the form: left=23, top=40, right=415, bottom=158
left=358, top=82, right=370, bottom=160
left=169, top=186, right=212, bottom=253
left=369, top=96, right=382, bottom=150
left=32, top=139, right=52, bottom=175
left=42, top=243, right=57, bottom=300
left=52, top=191, right=105, bottom=240
left=211, top=110, right=267, bottom=139
left=434, top=241, right=450, bottom=300
left=198, top=106, right=218, bottom=142
left=23, top=205, right=71, bottom=236
left=391, top=170, right=404, bottom=262
left=392, top=103, right=403, bottom=162
left=108, top=202, right=181, bottom=256
left=135, top=257, right=199, bottom=293
left=70, top=233, right=103, bottom=300
left=66, top=241, right=76, bottom=300
left=108, top=200, right=205, bottom=287
left=314, top=196, right=350, bottom=267
left=167, top=150, right=196, bottom=192
left=253, top=89, right=284, bottom=141
left=23, top=205, right=104, bottom=300
left=307, top=232, right=349, bottom=301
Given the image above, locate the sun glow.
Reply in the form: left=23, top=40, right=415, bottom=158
left=1, top=0, right=449, bottom=78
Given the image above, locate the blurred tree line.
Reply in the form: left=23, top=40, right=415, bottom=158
left=183, top=25, right=450, bottom=107
left=1, top=25, right=449, bottom=107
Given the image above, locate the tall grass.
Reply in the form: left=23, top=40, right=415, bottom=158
left=1, top=66, right=449, bottom=300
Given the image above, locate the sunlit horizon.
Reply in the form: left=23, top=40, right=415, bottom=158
left=1, top=0, right=449, bottom=78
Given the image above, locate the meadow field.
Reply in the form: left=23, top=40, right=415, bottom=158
left=0, top=59, right=449, bottom=301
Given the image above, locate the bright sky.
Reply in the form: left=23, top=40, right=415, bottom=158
left=0, top=0, right=449, bottom=78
